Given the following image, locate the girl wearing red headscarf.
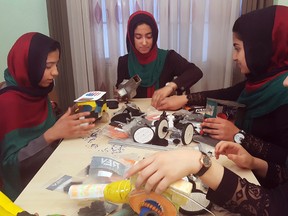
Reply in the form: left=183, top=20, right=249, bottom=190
left=0, top=32, right=96, bottom=201
left=116, top=11, right=203, bottom=102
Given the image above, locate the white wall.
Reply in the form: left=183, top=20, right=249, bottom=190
left=0, top=0, right=49, bottom=82
left=274, top=0, right=288, bottom=5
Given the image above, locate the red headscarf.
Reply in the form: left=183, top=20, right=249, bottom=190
left=0, top=32, right=61, bottom=138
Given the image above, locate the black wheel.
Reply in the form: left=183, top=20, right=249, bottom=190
left=181, top=123, right=194, bottom=145
left=132, top=126, right=155, bottom=144
left=155, top=118, right=169, bottom=139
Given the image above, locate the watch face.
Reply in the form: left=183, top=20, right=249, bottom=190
left=234, top=133, right=245, bottom=144
left=202, top=155, right=212, bottom=167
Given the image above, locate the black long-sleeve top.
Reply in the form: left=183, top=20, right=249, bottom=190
left=207, top=137, right=288, bottom=216
left=207, top=166, right=288, bottom=216
left=116, top=50, right=203, bottom=97
left=188, top=82, right=288, bottom=215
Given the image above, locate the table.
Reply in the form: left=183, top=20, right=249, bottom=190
left=15, top=98, right=259, bottom=216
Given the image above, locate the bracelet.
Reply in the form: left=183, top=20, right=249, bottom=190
left=165, top=82, right=176, bottom=91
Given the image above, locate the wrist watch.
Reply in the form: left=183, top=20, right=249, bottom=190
left=233, top=130, right=246, bottom=144
left=194, top=152, right=212, bottom=177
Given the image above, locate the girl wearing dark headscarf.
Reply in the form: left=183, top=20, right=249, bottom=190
left=0, top=32, right=96, bottom=201
left=116, top=10, right=203, bottom=102
left=155, top=5, right=288, bottom=167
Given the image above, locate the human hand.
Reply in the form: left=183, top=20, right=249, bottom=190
left=201, top=117, right=239, bottom=141
left=152, top=95, right=187, bottom=111
left=151, top=85, right=175, bottom=108
left=44, top=107, right=96, bottom=143
left=215, top=141, right=254, bottom=169
left=125, top=149, right=202, bottom=194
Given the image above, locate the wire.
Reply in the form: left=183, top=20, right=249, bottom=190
left=168, top=187, right=216, bottom=216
